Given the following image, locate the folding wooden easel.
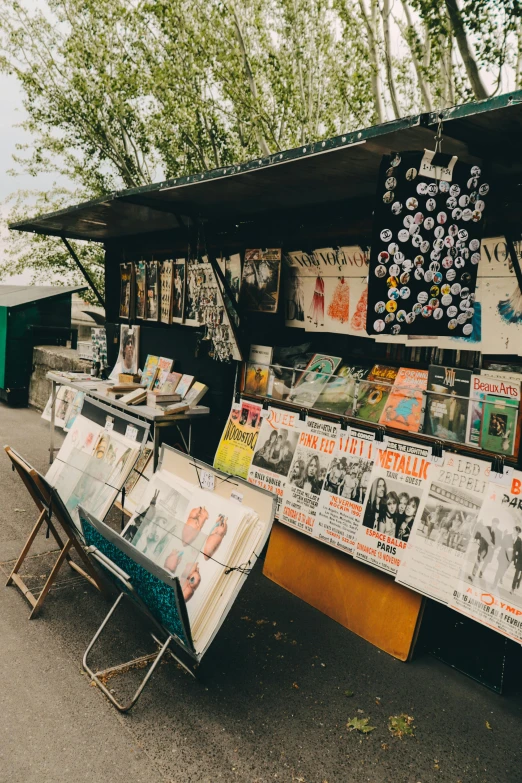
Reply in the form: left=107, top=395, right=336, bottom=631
left=4, top=446, right=105, bottom=618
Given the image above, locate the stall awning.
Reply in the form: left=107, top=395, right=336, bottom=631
left=10, top=92, right=522, bottom=243
left=0, top=285, right=87, bottom=308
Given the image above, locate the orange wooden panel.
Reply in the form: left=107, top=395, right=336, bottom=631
left=263, top=522, right=423, bottom=661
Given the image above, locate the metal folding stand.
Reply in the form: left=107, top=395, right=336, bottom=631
left=82, top=547, right=196, bottom=712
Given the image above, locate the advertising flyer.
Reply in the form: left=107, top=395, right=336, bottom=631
left=396, top=453, right=490, bottom=604
left=280, top=417, right=339, bottom=537
left=247, top=406, right=300, bottom=516
left=354, top=438, right=431, bottom=576
left=313, top=428, right=376, bottom=555
left=450, top=471, right=522, bottom=643
left=213, top=399, right=263, bottom=480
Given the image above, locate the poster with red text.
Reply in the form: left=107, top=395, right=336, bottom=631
left=450, top=471, right=522, bottom=643
left=280, top=417, right=339, bottom=537
left=313, top=428, right=376, bottom=555
left=247, top=406, right=300, bottom=516
left=354, top=438, right=431, bottom=576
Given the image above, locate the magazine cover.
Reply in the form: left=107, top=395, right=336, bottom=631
left=160, top=259, right=174, bottom=324
left=136, top=259, right=147, bottom=319
left=244, top=363, right=270, bottom=397
left=314, top=365, right=369, bottom=417
left=450, top=472, right=522, bottom=643
left=152, top=357, right=174, bottom=390
left=141, top=355, right=160, bottom=389
left=214, top=400, right=263, bottom=480
left=41, top=385, right=77, bottom=428
left=109, top=324, right=140, bottom=380
left=313, top=428, right=376, bottom=554
left=355, top=364, right=398, bottom=424
left=240, top=248, right=282, bottom=313
left=396, top=453, right=489, bottom=604
left=379, top=367, right=428, bottom=433
left=480, top=395, right=519, bottom=455
left=354, top=438, right=431, bottom=576
left=247, top=406, right=300, bottom=516
left=172, top=259, right=186, bottom=323
left=288, top=353, right=342, bottom=408
left=280, top=417, right=339, bottom=537
left=119, top=262, right=134, bottom=320
left=423, top=365, right=472, bottom=443
left=63, top=390, right=85, bottom=431
left=466, top=374, right=521, bottom=446
left=146, top=259, right=160, bottom=321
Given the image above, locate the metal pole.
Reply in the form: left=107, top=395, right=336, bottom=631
left=61, top=236, right=106, bottom=309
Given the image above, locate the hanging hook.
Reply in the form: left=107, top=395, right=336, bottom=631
left=434, top=113, right=444, bottom=154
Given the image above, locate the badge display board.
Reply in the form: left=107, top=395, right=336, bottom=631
left=367, top=151, right=489, bottom=337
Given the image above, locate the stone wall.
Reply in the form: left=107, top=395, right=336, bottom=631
left=29, top=346, right=90, bottom=411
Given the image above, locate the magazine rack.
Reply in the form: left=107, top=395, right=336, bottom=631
left=4, top=446, right=105, bottom=618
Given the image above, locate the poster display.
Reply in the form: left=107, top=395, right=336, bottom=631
left=313, top=428, right=376, bottom=554
left=279, top=417, right=339, bottom=537
left=450, top=472, right=522, bottom=643
left=247, top=406, right=301, bottom=515
left=396, top=453, right=490, bottom=604
left=354, top=438, right=431, bottom=576
left=213, top=399, right=262, bottom=480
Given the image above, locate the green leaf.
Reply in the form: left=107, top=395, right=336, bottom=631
left=388, top=714, right=415, bottom=738
left=347, top=716, right=375, bottom=734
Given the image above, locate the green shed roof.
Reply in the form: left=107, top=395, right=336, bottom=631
left=0, top=285, right=86, bottom=308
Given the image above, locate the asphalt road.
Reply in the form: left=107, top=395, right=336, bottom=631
left=0, top=404, right=521, bottom=783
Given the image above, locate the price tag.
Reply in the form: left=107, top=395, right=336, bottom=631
left=230, top=490, right=243, bottom=503
left=105, top=416, right=114, bottom=431
left=260, top=407, right=270, bottom=419
left=489, top=467, right=514, bottom=487
left=200, top=470, right=215, bottom=491
left=419, top=149, right=457, bottom=182
left=375, top=436, right=388, bottom=452
left=125, top=424, right=138, bottom=442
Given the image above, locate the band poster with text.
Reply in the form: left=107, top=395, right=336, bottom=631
left=280, top=417, right=339, bottom=537
left=354, top=438, right=431, bottom=576
left=450, top=471, right=522, bottom=643
left=313, top=428, right=376, bottom=554
left=396, top=453, right=490, bottom=604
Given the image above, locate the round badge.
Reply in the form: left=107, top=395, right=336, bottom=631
left=472, top=210, right=482, bottom=222
left=457, top=312, right=467, bottom=325
left=448, top=319, right=457, bottom=330
left=387, top=276, right=398, bottom=288
left=378, top=251, right=390, bottom=263
left=441, top=284, right=451, bottom=295
left=448, top=224, right=458, bottom=237
left=469, top=191, right=477, bottom=204
left=380, top=229, right=393, bottom=242
left=406, top=167, right=417, bottom=181
left=391, top=324, right=401, bottom=335
left=414, top=255, right=424, bottom=266
left=388, top=242, right=399, bottom=255
left=463, top=323, right=473, bottom=336
left=398, top=229, right=409, bottom=242
left=395, top=251, right=405, bottom=263
left=396, top=310, right=406, bottom=323
left=451, top=283, right=461, bottom=295
left=407, top=197, right=418, bottom=210
left=400, top=272, right=410, bottom=284
left=385, top=176, right=397, bottom=190
left=414, top=268, right=424, bottom=280
left=385, top=312, right=395, bottom=324
left=403, top=216, right=414, bottom=230
left=471, top=252, right=481, bottom=265
left=439, top=181, right=450, bottom=193
left=434, top=225, right=444, bottom=239
left=469, top=238, right=480, bottom=251
left=417, top=182, right=428, bottom=195
left=375, top=301, right=386, bottom=314
left=413, top=303, right=422, bottom=315
left=383, top=191, right=394, bottom=204
left=421, top=240, right=430, bottom=253
left=446, top=196, right=457, bottom=209
left=457, top=229, right=468, bottom=241
left=375, top=265, right=387, bottom=278
left=452, top=208, right=462, bottom=220
left=443, top=235, right=454, bottom=248
left=433, top=272, right=443, bottom=284
left=459, top=300, right=470, bottom=312
left=447, top=305, right=458, bottom=317
left=433, top=307, right=443, bottom=320
left=475, top=199, right=485, bottom=212
left=386, top=167, right=395, bottom=177
left=461, top=248, right=470, bottom=260
left=402, top=259, right=413, bottom=271
left=392, top=201, right=403, bottom=215
left=373, top=319, right=385, bottom=333
left=462, top=208, right=473, bottom=221
left=400, top=286, right=410, bottom=299
left=434, top=239, right=444, bottom=252
left=446, top=269, right=457, bottom=281
left=458, top=194, right=470, bottom=208
left=479, top=183, right=489, bottom=196
left=422, top=305, right=433, bottom=318
left=461, top=287, right=470, bottom=299
left=437, top=212, right=447, bottom=225
left=429, top=298, right=440, bottom=309
left=467, top=177, right=478, bottom=190
left=450, top=184, right=460, bottom=197
left=388, top=287, right=399, bottom=300
left=390, top=154, right=401, bottom=167
left=414, top=211, right=424, bottom=225
left=409, top=223, right=421, bottom=237
left=389, top=263, right=401, bottom=276
left=441, top=294, right=452, bottom=306
left=426, top=198, right=436, bottom=212
left=386, top=300, right=397, bottom=312
left=454, top=257, right=465, bottom=269
left=405, top=312, right=416, bottom=324
left=424, top=217, right=435, bottom=231
left=417, top=291, right=428, bottom=304
left=470, top=165, right=481, bottom=177
left=461, top=272, right=471, bottom=283
left=429, top=260, right=441, bottom=271
left=427, top=183, right=438, bottom=196
left=442, top=256, right=453, bottom=269
left=424, top=270, right=434, bottom=283
left=412, top=234, right=422, bottom=248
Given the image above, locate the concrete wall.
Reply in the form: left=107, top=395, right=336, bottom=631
left=29, top=346, right=90, bottom=411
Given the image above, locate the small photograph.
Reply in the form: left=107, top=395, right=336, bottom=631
left=288, top=447, right=329, bottom=496
left=146, top=260, right=160, bottom=321
left=110, top=324, right=140, bottom=379
left=252, top=425, right=299, bottom=477
left=172, top=259, right=186, bottom=322
left=240, top=249, right=282, bottom=313
left=362, top=475, right=421, bottom=541
left=323, top=455, right=372, bottom=504
left=415, top=483, right=479, bottom=552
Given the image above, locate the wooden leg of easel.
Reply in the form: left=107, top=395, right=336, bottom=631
left=68, top=538, right=107, bottom=594
left=29, top=541, right=72, bottom=620
left=6, top=509, right=47, bottom=586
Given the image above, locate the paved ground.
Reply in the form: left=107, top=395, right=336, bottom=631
left=0, top=404, right=521, bottom=783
